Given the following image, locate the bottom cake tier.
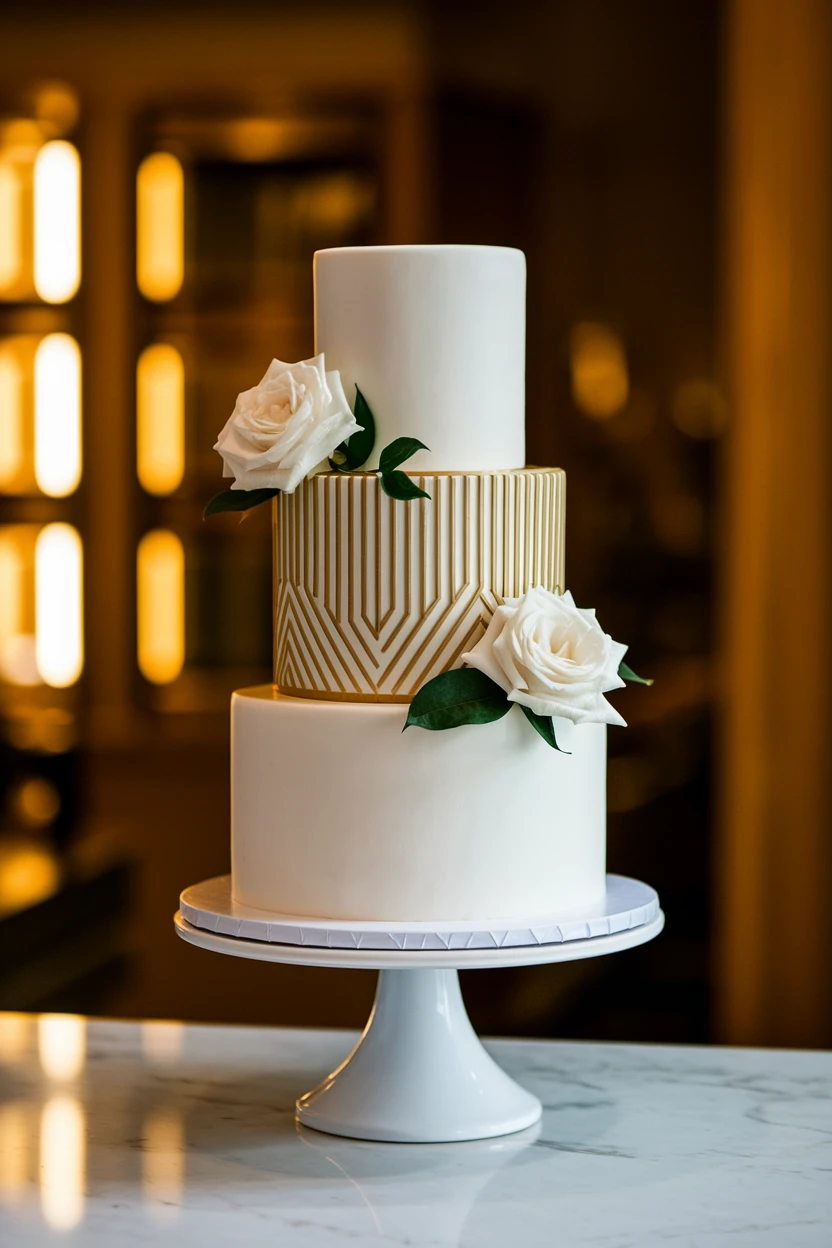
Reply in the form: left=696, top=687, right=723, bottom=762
left=231, top=686, right=607, bottom=922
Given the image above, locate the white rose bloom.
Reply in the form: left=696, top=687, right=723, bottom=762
left=214, top=354, right=360, bottom=494
left=462, top=586, right=629, bottom=727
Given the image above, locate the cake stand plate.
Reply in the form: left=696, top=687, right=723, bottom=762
left=174, top=878, right=663, bottom=1144
left=179, top=872, right=659, bottom=957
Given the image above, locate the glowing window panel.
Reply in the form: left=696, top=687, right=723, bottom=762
left=33, top=141, right=81, bottom=304
left=137, top=153, right=184, bottom=302
left=137, top=529, right=185, bottom=685
left=0, top=160, right=23, bottom=295
left=35, top=524, right=84, bottom=688
left=137, top=343, right=185, bottom=494
left=40, top=1096, right=85, bottom=1230
left=34, top=333, right=82, bottom=497
left=0, top=345, right=24, bottom=490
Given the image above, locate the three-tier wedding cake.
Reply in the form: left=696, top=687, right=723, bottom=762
left=213, top=245, right=638, bottom=924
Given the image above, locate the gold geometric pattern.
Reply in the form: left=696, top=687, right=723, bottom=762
left=274, top=468, right=565, bottom=702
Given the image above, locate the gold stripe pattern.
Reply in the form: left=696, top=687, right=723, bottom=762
left=274, top=468, right=566, bottom=701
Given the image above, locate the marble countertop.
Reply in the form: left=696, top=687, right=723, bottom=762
left=0, top=1012, right=830, bottom=1246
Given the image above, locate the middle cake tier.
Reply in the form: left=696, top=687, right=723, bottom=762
left=274, top=467, right=565, bottom=701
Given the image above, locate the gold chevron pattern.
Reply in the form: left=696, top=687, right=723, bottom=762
left=274, top=468, right=566, bottom=701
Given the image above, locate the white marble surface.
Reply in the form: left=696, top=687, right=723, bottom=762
left=0, top=1011, right=830, bottom=1246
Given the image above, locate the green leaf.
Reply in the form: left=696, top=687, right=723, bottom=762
left=404, top=668, right=511, bottom=732
left=204, top=487, right=279, bottom=518
left=378, top=436, right=429, bottom=475
left=380, top=471, right=431, bottom=501
left=619, top=660, right=654, bottom=686
left=334, top=386, right=376, bottom=470
left=519, top=705, right=570, bottom=752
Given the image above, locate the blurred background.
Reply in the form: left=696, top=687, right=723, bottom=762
left=0, top=0, right=829, bottom=1052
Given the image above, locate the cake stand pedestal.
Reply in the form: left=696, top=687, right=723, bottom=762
left=174, top=874, right=663, bottom=1144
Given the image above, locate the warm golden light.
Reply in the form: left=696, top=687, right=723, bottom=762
left=33, top=141, right=80, bottom=304
left=12, top=776, right=61, bottom=828
left=40, top=1096, right=85, bottom=1231
left=0, top=161, right=23, bottom=295
left=0, top=1013, right=31, bottom=1063
left=137, top=343, right=185, bottom=494
left=671, top=379, right=729, bottom=439
left=141, top=1021, right=184, bottom=1065
left=34, top=334, right=82, bottom=497
left=33, top=83, right=80, bottom=136
left=0, top=841, right=60, bottom=916
left=142, top=1108, right=184, bottom=1219
left=0, top=1103, right=28, bottom=1201
left=0, top=344, right=24, bottom=490
left=0, top=528, right=28, bottom=685
left=35, top=523, right=84, bottom=688
left=137, top=530, right=185, bottom=685
left=570, top=322, right=629, bottom=420
left=137, top=152, right=184, bottom=302
left=38, top=1015, right=86, bottom=1082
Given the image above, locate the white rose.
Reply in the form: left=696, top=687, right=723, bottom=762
left=461, top=586, right=629, bottom=726
left=214, top=354, right=360, bottom=494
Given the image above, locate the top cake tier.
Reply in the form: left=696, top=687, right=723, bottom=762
left=314, top=245, right=526, bottom=473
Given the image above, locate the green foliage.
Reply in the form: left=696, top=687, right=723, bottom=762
left=378, top=436, right=429, bottom=475
left=619, top=660, right=654, bottom=686
left=404, top=668, right=511, bottom=732
left=380, top=471, right=431, bottom=501
left=519, top=705, right=569, bottom=752
left=204, top=488, right=279, bottom=518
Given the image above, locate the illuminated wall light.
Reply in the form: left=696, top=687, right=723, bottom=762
left=141, top=1021, right=184, bottom=1065
left=137, top=530, right=185, bottom=685
left=137, top=152, right=184, bottom=302
left=34, top=334, right=82, bottom=497
left=38, top=1015, right=86, bottom=1082
left=33, top=141, right=81, bottom=304
left=142, top=1108, right=184, bottom=1219
left=0, top=345, right=24, bottom=490
left=570, top=322, right=629, bottom=421
left=0, top=1103, right=28, bottom=1201
left=35, top=524, right=84, bottom=688
left=137, top=344, right=185, bottom=495
left=40, top=1097, right=85, bottom=1231
left=0, top=161, right=23, bottom=294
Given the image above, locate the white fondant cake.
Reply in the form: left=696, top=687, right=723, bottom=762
left=232, top=688, right=606, bottom=922
left=314, top=245, right=526, bottom=472
left=228, top=244, right=611, bottom=922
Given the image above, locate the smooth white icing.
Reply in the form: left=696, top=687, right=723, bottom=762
left=314, top=245, right=526, bottom=472
left=231, top=687, right=607, bottom=922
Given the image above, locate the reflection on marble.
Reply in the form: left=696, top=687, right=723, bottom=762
left=0, top=1012, right=829, bottom=1245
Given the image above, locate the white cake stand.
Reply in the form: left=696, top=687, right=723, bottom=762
left=174, top=874, right=663, bottom=1144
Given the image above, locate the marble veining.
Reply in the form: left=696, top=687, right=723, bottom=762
left=0, top=1013, right=830, bottom=1246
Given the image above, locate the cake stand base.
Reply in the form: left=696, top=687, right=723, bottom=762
left=174, top=875, right=664, bottom=1143
left=297, top=968, right=540, bottom=1143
